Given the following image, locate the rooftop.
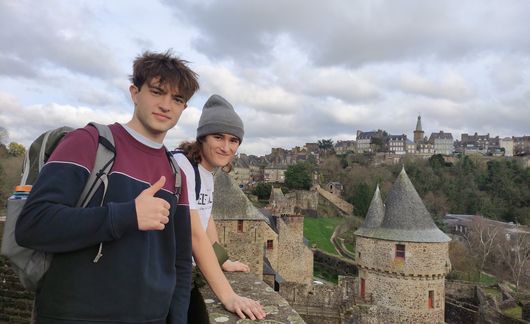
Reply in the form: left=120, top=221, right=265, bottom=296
left=356, top=168, right=450, bottom=243
left=211, top=171, right=270, bottom=224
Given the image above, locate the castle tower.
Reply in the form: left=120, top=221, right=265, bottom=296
left=413, top=115, right=424, bottom=143
left=354, top=169, right=451, bottom=323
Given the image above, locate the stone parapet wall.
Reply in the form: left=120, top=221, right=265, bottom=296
left=199, top=272, right=306, bottom=323
left=356, top=237, right=450, bottom=276
left=445, top=280, right=477, bottom=300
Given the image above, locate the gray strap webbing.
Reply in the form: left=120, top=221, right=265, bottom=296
left=75, top=123, right=115, bottom=264
left=38, top=131, right=51, bottom=171
left=167, top=153, right=182, bottom=196
left=76, top=123, right=115, bottom=208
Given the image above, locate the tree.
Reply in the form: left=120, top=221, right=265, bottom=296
left=251, top=182, right=272, bottom=200
left=352, top=182, right=372, bottom=217
left=284, top=161, right=313, bottom=190
left=8, top=142, right=26, bottom=157
left=428, top=154, right=446, bottom=171
left=463, top=215, right=500, bottom=279
left=318, top=155, right=343, bottom=184
left=496, top=229, right=530, bottom=290
left=318, top=139, right=334, bottom=157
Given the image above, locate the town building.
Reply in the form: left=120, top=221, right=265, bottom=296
left=334, top=140, right=356, bottom=155
left=388, top=134, right=407, bottom=155
left=500, top=137, right=514, bottom=157
left=429, top=131, right=454, bottom=155
left=356, top=130, right=386, bottom=153
left=513, top=135, right=530, bottom=156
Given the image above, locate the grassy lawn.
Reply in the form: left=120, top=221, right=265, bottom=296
left=503, top=306, right=522, bottom=319
left=303, top=217, right=343, bottom=255
left=343, top=241, right=355, bottom=253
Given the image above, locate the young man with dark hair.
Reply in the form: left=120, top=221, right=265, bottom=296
left=16, top=50, right=199, bottom=323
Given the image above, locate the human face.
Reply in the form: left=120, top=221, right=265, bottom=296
left=128, top=77, right=187, bottom=143
left=200, top=134, right=241, bottom=171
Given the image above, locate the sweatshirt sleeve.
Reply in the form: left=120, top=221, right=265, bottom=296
left=15, top=126, right=138, bottom=253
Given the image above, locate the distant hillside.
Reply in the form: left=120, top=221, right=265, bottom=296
left=319, top=154, right=530, bottom=226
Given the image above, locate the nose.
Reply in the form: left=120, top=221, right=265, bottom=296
left=221, top=139, right=231, bottom=152
left=159, top=94, right=172, bottom=112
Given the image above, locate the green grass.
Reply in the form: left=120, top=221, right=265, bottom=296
left=448, top=271, right=498, bottom=285
left=483, top=287, right=502, bottom=300
left=343, top=241, right=355, bottom=253
left=303, top=217, right=343, bottom=255
left=503, top=306, right=522, bottom=319
left=479, top=273, right=497, bottom=285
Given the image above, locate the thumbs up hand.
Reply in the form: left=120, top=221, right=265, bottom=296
left=135, top=176, right=171, bottom=231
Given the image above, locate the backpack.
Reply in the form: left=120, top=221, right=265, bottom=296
left=172, top=149, right=201, bottom=201
left=1, top=123, right=182, bottom=291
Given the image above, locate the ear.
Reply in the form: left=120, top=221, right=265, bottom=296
left=129, top=84, right=139, bottom=104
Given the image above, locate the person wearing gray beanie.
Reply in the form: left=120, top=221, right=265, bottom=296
left=172, top=96, right=264, bottom=323
left=196, top=94, right=244, bottom=142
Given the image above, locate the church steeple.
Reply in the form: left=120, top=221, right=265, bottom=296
left=413, top=115, right=424, bottom=143
left=415, top=115, right=422, bottom=131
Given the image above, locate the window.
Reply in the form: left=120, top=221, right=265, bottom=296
left=237, top=220, right=243, bottom=233
left=395, top=244, right=405, bottom=259
left=358, top=252, right=361, bottom=259
left=266, top=240, right=273, bottom=250
left=360, top=278, right=365, bottom=298
left=428, top=290, right=434, bottom=309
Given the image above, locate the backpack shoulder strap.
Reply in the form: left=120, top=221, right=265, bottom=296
left=76, top=123, right=116, bottom=207
left=192, top=161, right=200, bottom=201
left=167, top=151, right=182, bottom=198
left=170, top=149, right=199, bottom=201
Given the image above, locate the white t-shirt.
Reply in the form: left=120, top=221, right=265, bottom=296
left=173, top=153, right=214, bottom=231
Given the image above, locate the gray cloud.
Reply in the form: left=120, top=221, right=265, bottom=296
left=1, top=0, right=529, bottom=157
left=169, top=0, right=530, bottom=67
left=0, top=1, right=123, bottom=79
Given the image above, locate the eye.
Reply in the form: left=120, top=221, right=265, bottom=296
left=173, top=97, right=185, bottom=105
left=150, top=88, right=162, bottom=95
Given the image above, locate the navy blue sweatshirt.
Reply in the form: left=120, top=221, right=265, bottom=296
left=16, top=123, right=192, bottom=323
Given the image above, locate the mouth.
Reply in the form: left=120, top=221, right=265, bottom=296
left=152, top=112, right=171, bottom=121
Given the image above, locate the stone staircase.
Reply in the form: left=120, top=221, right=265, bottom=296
left=315, top=185, right=353, bottom=216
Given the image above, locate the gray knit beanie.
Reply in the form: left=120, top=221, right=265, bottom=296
left=197, top=94, right=244, bottom=142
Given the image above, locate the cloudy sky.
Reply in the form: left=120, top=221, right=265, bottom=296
left=0, top=0, right=529, bottom=156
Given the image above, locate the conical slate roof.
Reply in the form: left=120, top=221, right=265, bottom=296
left=270, top=187, right=286, bottom=202
left=415, top=115, right=422, bottom=131
left=356, top=168, right=450, bottom=242
left=354, top=185, right=384, bottom=236
left=211, top=171, right=270, bottom=224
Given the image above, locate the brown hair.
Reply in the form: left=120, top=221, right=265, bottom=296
left=178, top=138, right=233, bottom=173
left=129, top=50, right=199, bottom=101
